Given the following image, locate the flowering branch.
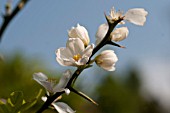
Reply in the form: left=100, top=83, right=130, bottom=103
left=0, top=0, right=29, bottom=41
left=35, top=6, right=148, bottom=113
left=88, top=16, right=124, bottom=63
left=36, top=14, right=123, bottom=113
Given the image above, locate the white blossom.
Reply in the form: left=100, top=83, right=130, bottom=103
left=124, top=8, right=148, bottom=26
left=108, top=7, right=124, bottom=22
left=110, top=27, right=129, bottom=42
left=68, top=24, right=90, bottom=46
left=95, top=50, right=118, bottom=71
left=33, top=70, right=72, bottom=95
left=56, top=38, right=94, bottom=67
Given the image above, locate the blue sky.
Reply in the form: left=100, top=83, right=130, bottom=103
left=0, top=0, right=170, bottom=72
left=1, top=0, right=170, bottom=109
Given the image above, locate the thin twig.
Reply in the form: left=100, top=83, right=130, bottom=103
left=0, top=0, right=29, bottom=41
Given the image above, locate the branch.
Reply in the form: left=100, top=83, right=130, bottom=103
left=36, top=14, right=124, bottom=113
left=36, top=68, right=84, bottom=113
left=36, top=91, right=64, bottom=113
left=87, top=15, right=124, bottom=63
left=0, top=0, right=30, bottom=41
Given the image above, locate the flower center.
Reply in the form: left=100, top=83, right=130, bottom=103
left=73, top=54, right=82, bottom=61
left=47, top=78, right=56, bottom=83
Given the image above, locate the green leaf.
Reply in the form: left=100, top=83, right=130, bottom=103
left=19, top=98, right=37, bottom=112
left=35, top=89, right=43, bottom=99
left=7, top=91, right=24, bottom=112
left=20, top=89, right=43, bottom=112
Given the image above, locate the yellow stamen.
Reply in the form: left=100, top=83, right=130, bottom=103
left=73, top=54, right=82, bottom=61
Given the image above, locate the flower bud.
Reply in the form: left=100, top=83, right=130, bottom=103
left=110, top=27, right=129, bottom=42
left=68, top=24, right=90, bottom=46
left=95, top=50, right=118, bottom=71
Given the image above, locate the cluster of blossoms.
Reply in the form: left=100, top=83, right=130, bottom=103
left=33, top=6, right=148, bottom=113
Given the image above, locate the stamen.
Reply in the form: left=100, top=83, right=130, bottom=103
left=47, top=78, right=56, bottom=83
left=73, top=54, right=82, bottom=61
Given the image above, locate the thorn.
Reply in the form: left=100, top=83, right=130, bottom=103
left=104, top=12, right=110, bottom=24
left=120, top=45, right=126, bottom=48
left=107, top=41, right=126, bottom=48
left=70, top=87, right=98, bottom=106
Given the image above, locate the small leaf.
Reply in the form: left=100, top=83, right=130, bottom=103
left=20, top=89, right=43, bottom=112
left=6, top=91, right=24, bottom=113
left=35, top=89, right=43, bottom=99
left=8, top=91, right=23, bottom=107
left=19, top=98, right=37, bottom=112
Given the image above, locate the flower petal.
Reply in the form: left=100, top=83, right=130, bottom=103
left=68, top=24, right=90, bottom=46
left=33, top=72, right=48, bottom=84
left=95, top=23, right=108, bottom=45
left=66, top=38, right=84, bottom=55
left=82, top=44, right=94, bottom=58
left=33, top=73, right=54, bottom=93
left=79, top=44, right=94, bottom=65
left=124, top=8, right=148, bottom=26
left=41, top=96, right=47, bottom=102
left=110, top=7, right=123, bottom=20
left=110, top=27, right=129, bottom=42
left=64, top=88, right=70, bottom=95
left=56, top=47, right=77, bottom=66
left=52, top=102, right=76, bottom=113
left=95, top=50, right=118, bottom=71
left=53, top=70, right=72, bottom=93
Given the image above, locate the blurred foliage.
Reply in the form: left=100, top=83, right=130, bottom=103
left=0, top=54, right=165, bottom=113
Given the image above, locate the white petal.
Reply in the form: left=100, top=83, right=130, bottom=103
left=66, top=38, right=84, bottom=55
left=95, top=50, right=118, bottom=71
left=98, top=58, right=116, bottom=71
left=56, top=41, right=83, bottom=67
left=52, top=102, right=76, bottom=113
left=110, top=7, right=123, bottom=20
left=79, top=44, right=94, bottom=65
left=110, top=27, right=129, bottom=42
left=41, top=96, right=47, bottom=102
left=56, top=47, right=73, bottom=59
left=64, top=88, right=70, bottom=95
left=33, top=73, right=56, bottom=93
left=125, top=8, right=148, bottom=26
left=53, top=70, right=72, bottom=93
left=82, top=44, right=94, bottom=58
left=56, top=57, right=75, bottom=66
left=95, top=23, right=108, bottom=45
left=40, top=81, right=54, bottom=93
left=33, top=72, right=48, bottom=85
left=68, top=24, right=90, bottom=46
left=56, top=48, right=75, bottom=66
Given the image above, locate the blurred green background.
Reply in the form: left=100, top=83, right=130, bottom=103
left=0, top=54, right=166, bottom=113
